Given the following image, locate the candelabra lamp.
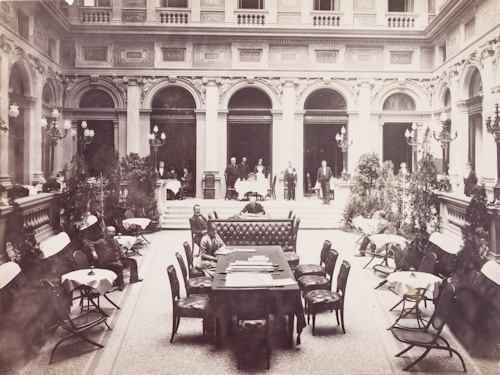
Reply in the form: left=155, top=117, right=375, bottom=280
left=148, top=124, right=166, bottom=174
left=405, top=122, right=419, bottom=172
left=72, top=120, right=95, bottom=152
left=335, top=126, right=353, bottom=180
left=433, top=112, right=457, bottom=176
left=41, top=108, right=71, bottom=174
left=485, top=103, right=500, bottom=203
left=0, top=103, right=20, bottom=132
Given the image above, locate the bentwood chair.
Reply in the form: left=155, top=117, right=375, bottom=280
left=391, top=284, right=466, bottom=372
left=183, top=242, right=205, bottom=278
left=306, top=173, right=313, bottom=199
left=43, top=280, right=110, bottom=364
left=295, top=240, right=331, bottom=279
left=305, top=260, right=351, bottom=335
left=267, top=174, right=277, bottom=200
left=233, top=289, right=271, bottom=370
left=175, top=252, right=212, bottom=295
left=167, top=266, right=209, bottom=343
left=373, top=244, right=410, bottom=290
left=287, top=209, right=294, bottom=219
left=72, top=250, right=120, bottom=313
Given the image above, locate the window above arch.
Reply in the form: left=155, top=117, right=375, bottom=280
left=79, top=89, right=114, bottom=108
left=152, top=86, right=196, bottom=110
left=383, top=93, right=415, bottom=111
left=444, top=88, right=451, bottom=107
left=42, top=84, right=55, bottom=106
left=305, top=89, right=346, bottom=110
left=228, top=87, right=272, bottom=110
left=469, top=69, right=482, bottom=98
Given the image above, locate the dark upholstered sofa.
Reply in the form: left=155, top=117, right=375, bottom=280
left=207, top=218, right=299, bottom=268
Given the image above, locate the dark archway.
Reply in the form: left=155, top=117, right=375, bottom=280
left=151, top=86, right=197, bottom=186
left=303, top=89, right=347, bottom=188
left=8, top=63, right=27, bottom=184
left=227, top=87, right=272, bottom=175
left=79, top=89, right=115, bottom=177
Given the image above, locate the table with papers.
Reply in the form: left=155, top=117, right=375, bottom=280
left=209, top=245, right=305, bottom=347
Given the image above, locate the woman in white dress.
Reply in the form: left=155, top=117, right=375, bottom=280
left=253, top=158, right=266, bottom=181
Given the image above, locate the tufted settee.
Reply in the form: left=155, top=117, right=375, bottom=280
left=208, top=218, right=300, bottom=269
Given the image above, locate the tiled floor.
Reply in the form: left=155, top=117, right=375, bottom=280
left=19, top=228, right=498, bottom=375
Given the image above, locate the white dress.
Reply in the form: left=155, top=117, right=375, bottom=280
left=255, top=165, right=265, bottom=181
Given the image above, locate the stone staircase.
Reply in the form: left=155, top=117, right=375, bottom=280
left=160, top=197, right=345, bottom=230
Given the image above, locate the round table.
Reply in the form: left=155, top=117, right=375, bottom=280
left=235, top=179, right=269, bottom=198
left=122, top=218, right=151, bottom=230
left=387, top=271, right=443, bottom=300
left=369, top=234, right=408, bottom=250
left=62, top=269, right=117, bottom=295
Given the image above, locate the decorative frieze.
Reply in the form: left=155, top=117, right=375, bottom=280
left=201, top=12, right=224, bottom=23
left=193, top=45, right=231, bottom=68
left=115, top=44, right=154, bottom=67
left=347, top=47, right=383, bottom=69
left=270, top=46, right=308, bottom=68
left=76, top=41, right=113, bottom=67
left=390, top=51, right=412, bottom=64
left=84, top=47, right=108, bottom=61
left=123, top=11, right=146, bottom=22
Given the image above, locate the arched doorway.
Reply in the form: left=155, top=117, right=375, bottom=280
left=8, top=63, right=27, bottom=184
left=382, top=93, right=416, bottom=174
left=151, top=86, right=197, bottom=190
left=79, top=89, right=115, bottom=177
left=303, top=89, right=347, bottom=189
left=227, top=87, right=272, bottom=175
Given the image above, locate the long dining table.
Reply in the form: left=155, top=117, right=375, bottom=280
left=208, top=245, right=306, bottom=347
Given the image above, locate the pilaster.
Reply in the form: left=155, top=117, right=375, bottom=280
left=126, top=80, right=142, bottom=154
left=24, top=96, right=39, bottom=183
left=0, top=51, right=11, bottom=193
left=205, top=77, right=220, bottom=171
left=139, top=108, right=152, bottom=157
left=111, top=0, right=123, bottom=25
left=146, top=0, right=157, bottom=25
left=294, top=110, right=305, bottom=197
left=194, top=109, right=207, bottom=198
left=217, top=110, right=228, bottom=198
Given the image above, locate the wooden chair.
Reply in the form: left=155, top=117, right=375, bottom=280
left=167, top=265, right=208, bottom=343
left=267, top=173, right=277, bottom=200
left=43, top=280, right=110, bottom=364
left=233, top=289, right=271, bottom=370
left=175, top=252, right=212, bottom=295
left=183, top=242, right=205, bottom=278
left=224, top=174, right=236, bottom=200
left=305, top=260, right=351, bottom=335
left=391, top=284, right=466, bottom=372
left=295, top=240, right=331, bottom=279
left=373, top=244, right=410, bottom=289
left=203, top=173, right=215, bottom=199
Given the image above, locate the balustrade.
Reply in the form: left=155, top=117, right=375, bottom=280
left=15, top=193, right=61, bottom=243
left=236, top=12, right=266, bottom=25
left=387, top=14, right=415, bottom=28
left=312, top=14, right=341, bottom=27
left=79, top=9, right=111, bottom=23
left=158, top=11, right=189, bottom=24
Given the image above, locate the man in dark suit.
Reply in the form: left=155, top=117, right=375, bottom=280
left=88, top=226, right=143, bottom=290
left=317, top=160, right=334, bottom=205
left=189, top=204, right=209, bottom=247
left=240, top=196, right=266, bottom=216
left=225, top=157, right=238, bottom=199
left=165, top=166, right=178, bottom=199
left=238, top=157, right=250, bottom=181
left=463, top=162, right=477, bottom=197
left=158, top=161, right=167, bottom=179
left=179, top=167, right=194, bottom=199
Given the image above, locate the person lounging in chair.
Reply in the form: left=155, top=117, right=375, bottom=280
left=355, top=211, right=391, bottom=257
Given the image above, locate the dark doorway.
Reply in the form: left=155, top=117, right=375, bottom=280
left=156, top=122, right=196, bottom=184
left=304, top=124, right=344, bottom=188
left=383, top=123, right=412, bottom=174
left=228, top=123, right=271, bottom=175
left=82, top=120, right=114, bottom=177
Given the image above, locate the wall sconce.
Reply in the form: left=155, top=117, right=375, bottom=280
left=0, top=103, right=20, bottom=132
left=149, top=124, right=166, bottom=174
left=335, top=126, right=353, bottom=180
left=71, top=120, right=95, bottom=152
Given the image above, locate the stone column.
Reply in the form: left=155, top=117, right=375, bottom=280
left=217, top=110, right=228, bottom=198
left=294, top=111, right=305, bottom=198
left=357, top=80, right=372, bottom=153
left=205, top=78, right=219, bottom=171
left=126, top=80, right=142, bottom=154
left=117, top=109, right=127, bottom=156
left=194, top=109, right=206, bottom=198
left=271, top=110, right=283, bottom=180
left=113, top=120, right=119, bottom=151
left=139, top=109, right=152, bottom=157
left=448, top=75, right=465, bottom=192
left=24, top=97, right=38, bottom=184
left=0, top=52, right=12, bottom=193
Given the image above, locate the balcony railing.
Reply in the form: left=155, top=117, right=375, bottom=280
left=79, top=7, right=111, bottom=23
left=157, top=9, right=190, bottom=25
left=311, top=11, right=342, bottom=27
left=234, top=9, right=267, bottom=25
left=386, top=12, right=417, bottom=28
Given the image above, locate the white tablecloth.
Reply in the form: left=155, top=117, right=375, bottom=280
left=481, top=261, right=500, bottom=286
left=387, top=271, right=443, bottom=299
left=114, top=235, right=137, bottom=250
left=429, top=232, right=462, bottom=254
left=62, top=269, right=117, bottom=295
left=369, top=234, right=408, bottom=250
left=123, top=218, right=151, bottom=230
left=39, top=232, right=71, bottom=259
left=235, top=179, right=269, bottom=197
left=163, top=179, right=181, bottom=195
left=0, top=262, right=21, bottom=289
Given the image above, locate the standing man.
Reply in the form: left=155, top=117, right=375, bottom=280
left=238, top=157, right=250, bottom=181
left=225, top=157, right=239, bottom=199
left=88, top=226, right=143, bottom=290
left=463, top=162, right=477, bottom=197
left=189, top=204, right=209, bottom=247
left=179, top=166, right=194, bottom=199
left=285, top=161, right=297, bottom=200
left=158, top=161, right=167, bottom=179
left=317, top=160, right=333, bottom=205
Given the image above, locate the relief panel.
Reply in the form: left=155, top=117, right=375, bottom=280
left=201, top=0, right=224, bottom=7
left=201, top=12, right=224, bottom=23
left=123, top=11, right=146, bottom=22
left=156, top=42, right=192, bottom=67
left=231, top=43, right=269, bottom=68
left=390, top=51, right=413, bottom=64
left=346, top=47, right=383, bottom=69
left=269, top=46, right=308, bottom=68
left=193, top=45, right=231, bottom=68
left=115, top=43, right=154, bottom=67
left=123, top=0, right=146, bottom=6
left=76, top=41, right=113, bottom=67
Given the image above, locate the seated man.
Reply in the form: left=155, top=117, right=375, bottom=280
left=196, top=225, right=225, bottom=278
left=189, top=204, right=209, bottom=247
left=88, top=226, right=143, bottom=290
left=355, top=211, right=391, bottom=257
left=178, top=167, right=194, bottom=200
left=165, top=166, right=178, bottom=200
left=239, top=196, right=266, bottom=217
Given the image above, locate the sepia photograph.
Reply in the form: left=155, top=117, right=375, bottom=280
left=0, top=0, right=500, bottom=373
